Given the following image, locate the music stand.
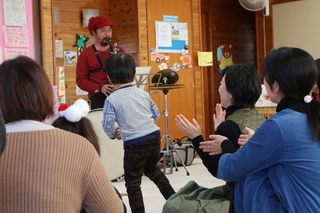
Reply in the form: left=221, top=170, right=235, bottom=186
left=133, top=67, right=162, bottom=94
left=150, top=83, right=190, bottom=176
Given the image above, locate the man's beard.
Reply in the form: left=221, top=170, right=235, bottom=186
left=101, top=37, right=110, bottom=46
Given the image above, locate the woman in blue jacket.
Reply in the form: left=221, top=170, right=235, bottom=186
left=205, top=47, right=320, bottom=212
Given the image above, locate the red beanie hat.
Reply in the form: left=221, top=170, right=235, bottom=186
left=88, top=16, right=114, bottom=35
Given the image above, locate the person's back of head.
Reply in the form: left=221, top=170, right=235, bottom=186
left=263, top=47, right=316, bottom=100
left=52, top=99, right=100, bottom=155
left=0, top=56, right=54, bottom=124
left=105, top=53, right=136, bottom=84
left=263, top=47, right=320, bottom=140
left=222, top=64, right=261, bottom=108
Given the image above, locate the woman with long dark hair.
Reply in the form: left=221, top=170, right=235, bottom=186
left=207, top=47, right=320, bottom=212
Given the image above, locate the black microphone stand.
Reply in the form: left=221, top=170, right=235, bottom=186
left=158, top=82, right=190, bottom=176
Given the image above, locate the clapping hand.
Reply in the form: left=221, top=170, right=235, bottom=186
left=213, top=103, right=226, bottom=131
left=199, top=134, right=228, bottom=155
left=238, top=127, right=254, bottom=147
left=175, top=114, right=202, bottom=139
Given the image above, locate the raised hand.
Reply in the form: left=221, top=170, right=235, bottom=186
left=175, top=114, right=202, bottom=139
left=238, top=127, right=255, bottom=147
left=213, top=103, right=226, bottom=131
left=199, top=134, right=227, bottom=155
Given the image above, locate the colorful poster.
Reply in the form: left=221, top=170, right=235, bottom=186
left=57, top=66, right=65, bottom=96
left=155, top=21, right=188, bottom=53
left=64, top=51, right=77, bottom=66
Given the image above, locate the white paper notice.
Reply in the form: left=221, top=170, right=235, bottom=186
left=3, top=0, right=27, bottom=27
left=4, top=48, right=30, bottom=60
left=4, top=27, right=29, bottom=47
left=55, top=40, right=64, bottom=58
left=156, top=21, right=172, bottom=47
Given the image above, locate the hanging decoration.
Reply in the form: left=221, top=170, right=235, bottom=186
left=217, top=44, right=234, bottom=74
left=73, top=33, right=89, bottom=55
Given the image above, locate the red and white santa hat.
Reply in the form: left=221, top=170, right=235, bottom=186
left=58, top=99, right=90, bottom=122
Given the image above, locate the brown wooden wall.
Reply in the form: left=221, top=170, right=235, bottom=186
left=53, top=0, right=108, bottom=105
left=40, top=0, right=55, bottom=85
left=40, top=0, right=202, bottom=142
left=145, top=0, right=203, bottom=142
left=39, top=0, right=301, bottom=142
left=200, top=0, right=256, bottom=136
left=108, top=0, right=139, bottom=62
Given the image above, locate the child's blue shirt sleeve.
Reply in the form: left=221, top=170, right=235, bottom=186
left=102, top=98, right=116, bottom=139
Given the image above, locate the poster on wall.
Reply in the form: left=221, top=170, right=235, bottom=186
left=57, top=66, right=65, bottom=96
left=64, top=51, right=77, bottom=66
left=198, top=52, right=213, bottom=66
left=4, top=48, right=29, bottom=60
left=4, top=27, right=29, bottom=47
left=55, top=40, right=64, bottom=58
left=3, top=0, right=27, bottom=27
left=155, top=21, right=188, bottom=53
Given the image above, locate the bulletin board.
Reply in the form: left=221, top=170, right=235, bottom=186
left=0, top=0, right=35, bottom=63
left=155, top=21, right=188, bottom=53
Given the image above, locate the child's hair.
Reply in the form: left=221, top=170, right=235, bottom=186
left=222, top=64, right=262, bottom=108
left=52, top=99, right=101, bottom=155
left=263, top=47, right=320, bottom=140
left=105, top=53, right=136, bottom=84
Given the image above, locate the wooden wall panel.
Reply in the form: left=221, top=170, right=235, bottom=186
left=201, top=0, right=256, bottom=137
left=192, top=0, right=205, bottom=137
left=53, top=0, right=111, bottom=105
left=108, top=0, right=139, bottom=59
left=40, top=0, right=288, bottom=140
left=145, top=0, right=202, bottom=142
left=40, top=0, right=55, bottom=85
left=137, top=0, right=148, bottom=66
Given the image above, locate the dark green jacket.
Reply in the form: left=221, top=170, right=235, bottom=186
left=227, top=108, right=265, bottom=134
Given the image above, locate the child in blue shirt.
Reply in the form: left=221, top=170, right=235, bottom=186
left=102, top=53, right=175, bottom=213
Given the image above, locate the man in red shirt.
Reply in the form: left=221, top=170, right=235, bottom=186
left=76, top=16, right=126, bottom=109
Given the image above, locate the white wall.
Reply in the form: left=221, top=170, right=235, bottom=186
left=273, top=0, right=320, bottom=59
